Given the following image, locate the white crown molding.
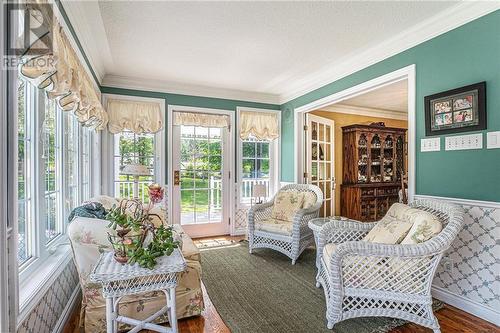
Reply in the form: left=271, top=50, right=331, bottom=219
left=279, top=2, right=500, bottom=104
left=59, top=0, right=113, bottom=84
left=102, top=74, right=281, bottom=105
left=432, top=286, right=500, bottom=326
left=414, top=194, right=500, bottom=209
left=319, top=104, right=407, bottom=121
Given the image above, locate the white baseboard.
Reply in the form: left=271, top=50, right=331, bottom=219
left=432, top=285, right=500, bottom=326
left=52, top=284, right=81, bottom=333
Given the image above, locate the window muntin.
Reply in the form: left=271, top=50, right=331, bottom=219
left=240, top=137, right=272, bottom=204
left=113, top=131, right=155, bottom=202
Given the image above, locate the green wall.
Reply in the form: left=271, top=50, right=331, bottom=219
left=280, top=10, right=500, bottom=202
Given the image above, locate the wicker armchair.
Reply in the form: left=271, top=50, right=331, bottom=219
left=248, top=184, right=323, bottom=264
left=316, top=199, right=464, bottom=332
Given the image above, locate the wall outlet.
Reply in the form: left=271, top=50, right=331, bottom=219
left=441, top=256, right=453, bottom=274
left=487, top=131, right=500, bottom=149
left=421, top=137, right=440, bottom=152
left=445, top=133, right=483, bottom=151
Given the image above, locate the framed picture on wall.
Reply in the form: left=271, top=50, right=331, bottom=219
left=424, top=81, right=486, bottom=136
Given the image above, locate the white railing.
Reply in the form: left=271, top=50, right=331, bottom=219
left=210, top=177, right=271, bottom=207
left=115, top=181, right=151, bottom=202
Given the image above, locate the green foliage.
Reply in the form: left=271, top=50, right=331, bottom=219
left=106, top=203, right=143, bottom=232
left=127, top=225, right=180, bottom=269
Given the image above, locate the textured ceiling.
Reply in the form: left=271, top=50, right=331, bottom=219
left=338, top=80, right=408, bottom=113
left=67, top=1, right=464, bottom=100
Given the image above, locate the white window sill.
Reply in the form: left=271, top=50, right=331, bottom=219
left=17, top=242, right=73, bottom=325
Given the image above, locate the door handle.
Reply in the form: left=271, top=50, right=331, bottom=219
left=174, top=170, right=181, bottom=186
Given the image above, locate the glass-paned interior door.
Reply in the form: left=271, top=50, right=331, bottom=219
left=172, top=124, right=230, bottom=238
left=305, top=114, right=335, bottom=217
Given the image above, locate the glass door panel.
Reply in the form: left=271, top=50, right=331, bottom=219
left=173, top=122, right=230, bottom=238
left=305, top=114, right=335, bottom=217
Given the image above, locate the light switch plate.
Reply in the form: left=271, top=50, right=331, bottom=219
left=487, top=131, right=500, bottom=149
left=421, top=137, right=440, bottom=152
left=445, top=133, right=483, bottom=151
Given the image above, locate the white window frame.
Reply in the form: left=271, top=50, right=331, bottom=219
left=101, top=94, right=166, bottom=197
left=17, top=83, right=94, bottom=284
left=236, top=107, right=281, bottom=208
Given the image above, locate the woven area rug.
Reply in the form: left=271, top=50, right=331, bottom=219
left=200, top=241, right=442, bottom=333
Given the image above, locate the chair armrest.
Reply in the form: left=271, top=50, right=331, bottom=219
left=247, top=201, right=274, bottom=230
left=327, top=240, right=444, bottom=292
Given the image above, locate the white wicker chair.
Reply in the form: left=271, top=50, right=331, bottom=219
left=316, top=199, right=465, bottom=332
left=248, top=184, right=323, bottom=264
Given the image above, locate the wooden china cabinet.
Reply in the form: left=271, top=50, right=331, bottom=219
left=341, top=124, right=406, bottom=222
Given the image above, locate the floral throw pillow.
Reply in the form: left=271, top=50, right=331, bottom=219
left=302, top=191, right=317, bottom=209
left=400, top=211, right=442, bottom=244
left=271, top=190, right=305, bottom=222
left=363, top=215, right=414, bottom=244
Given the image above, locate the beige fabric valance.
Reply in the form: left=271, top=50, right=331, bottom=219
left=173, top=112, right=230, bottom=128
left=18, top=0, right=107, bottom=130
left=239, top=111, right=279, bottom=140
left=107, top=99, right=163, bottom=134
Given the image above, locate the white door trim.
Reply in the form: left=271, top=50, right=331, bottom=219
left=294, top=64, right=416, bottom=202
left=167, top=105, right=235, bottom=236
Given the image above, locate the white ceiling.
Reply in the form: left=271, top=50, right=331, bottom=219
left=338, top=80, right=408, bottom=113
left=61, top=1, right=498, bottom=103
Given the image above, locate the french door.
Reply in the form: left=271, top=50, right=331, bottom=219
left=304, top=114, right=335, bottom=217
left=172, top=123, right=230, bottom=238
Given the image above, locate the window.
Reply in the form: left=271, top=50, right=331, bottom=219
left=64, top=113, right=80, bottom=214
left=16, top=76, right=94, bottom=273
left=43, top=98, right=62, bottom=243
left=241, top=138, right=271, bottom=203
left=81, top=127, right=92, bottom=201
left=237, top=108, right=280, bottom=206
left=113, top=131, right=156, bottom=201
left=17, top=79, right=33, bottom=265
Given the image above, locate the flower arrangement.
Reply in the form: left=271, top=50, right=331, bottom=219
left=148, top=183, right=164, bottom=204
left=106, top=199, right=179, bottom=268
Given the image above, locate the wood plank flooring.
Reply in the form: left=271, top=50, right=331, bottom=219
left=66, top=235, right=499, bottom=333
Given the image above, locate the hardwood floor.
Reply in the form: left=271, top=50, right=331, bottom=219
left=66, top=235, right=499, bottom=333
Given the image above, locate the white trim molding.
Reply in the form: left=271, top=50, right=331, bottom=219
left=414, top=194, right=500, bottom=209
left=319, top=104, right=407, bottom=121
left=293, top=64, right=416, bottom=203
left=279, top=1, right=500, bottom=103
left=103, top=75, right=281, bottom=105
left=432, top=286, right=500, bottom=326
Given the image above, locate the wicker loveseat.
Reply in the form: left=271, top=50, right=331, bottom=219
left=316, top=199, right=464, bottom=332
left=68, top=196, right=204, bottom=332
left=248, top=184, right=323, bottom=264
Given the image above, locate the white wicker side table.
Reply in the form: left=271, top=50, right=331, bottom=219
left=90, top=249, right=187, bottom=333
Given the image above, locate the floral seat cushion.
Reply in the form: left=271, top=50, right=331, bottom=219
left=255, top=218, right=293, bottom=236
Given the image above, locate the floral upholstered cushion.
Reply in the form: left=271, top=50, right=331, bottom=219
left=363, top=215, right=413, bottom=244
left=302, top=191, right=317, bottom=209
left=88, top=195, right=120, bottom=210
left=255, top=218, right=293, bottom=236
left=385, top=202, right=412, bottom=220
left=68, top=219, right=203, bottom=332
left=401, top=211, right=442, bottom=244
left=270, top=190, right=305, bottom=222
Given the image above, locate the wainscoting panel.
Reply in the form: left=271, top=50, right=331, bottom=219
left=416, top=195, right=500, bottom=325
left=17, top=260, right=79, bottom=333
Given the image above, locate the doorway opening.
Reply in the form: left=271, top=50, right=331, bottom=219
left=295, top=65, right=415, bottom=220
